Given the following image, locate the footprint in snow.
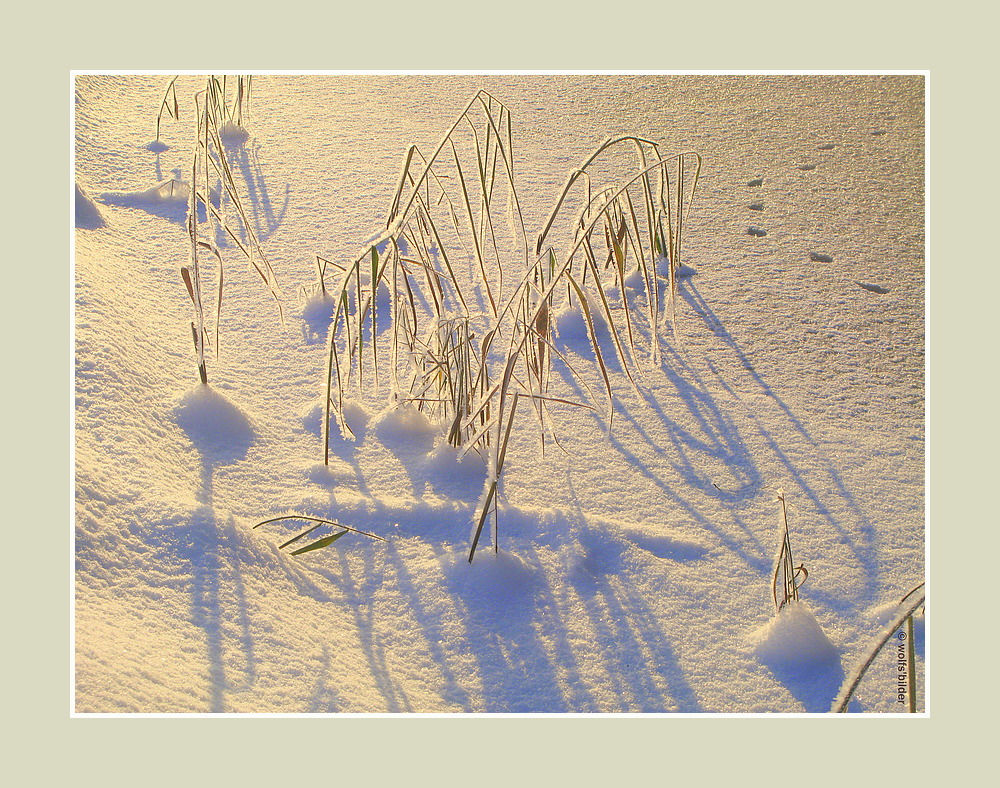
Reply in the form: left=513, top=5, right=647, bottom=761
left=747, top=178, right=764, bottom=188
left=809, top=252, right=834, bottom=263
left=747, top=226, right=767, bottom=237
left=856, top=281, right=890, bottom=294
left=749, top=202, right=765, bottom=211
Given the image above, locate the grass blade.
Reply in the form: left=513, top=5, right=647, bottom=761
left=253, top=514, right=386, bottom=542
left=290, top=530, right=349, bottom=555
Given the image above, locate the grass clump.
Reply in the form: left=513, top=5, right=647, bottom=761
left=167, top=75, right=282, bottom=384
left=772, top=491, right=808, bottom=611
left=315, top=91, right=700, bottom=561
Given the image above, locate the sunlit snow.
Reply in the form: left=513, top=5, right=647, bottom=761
left=74, top=74, right=925, bottom=714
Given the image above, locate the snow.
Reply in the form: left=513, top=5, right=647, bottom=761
left=74, top=182, right=105, bottom=229
left=173, top=385, right=257, bottom=460
left=751, top=601, right=838, bottom=666
left=73, top=73, right=925, bottom=714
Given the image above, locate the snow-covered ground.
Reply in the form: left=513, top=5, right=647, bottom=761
left=73, top=74, right=925, bottom=714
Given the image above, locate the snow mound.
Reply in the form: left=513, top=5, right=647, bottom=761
left=173, top=385, right=256, bottom=462
left=301, top=290, right=335, bottom=329
left=425, top=443, right=487, bottom=483
left=97, top=176, right=195, bottom=223
left=305, top=460, right=353, bottom=486
left=623, top=268, right=645, bottom=290
left=751, top=601, right=838, bottom=666
left=75, top=183, right=106, bottom=229
left=374, top=404, right=438, bottom=448
left=553, top=296, right=609, bottom=347
left=219, top=123, right=249, bottom=147
left=439, top=547, right=539, bottom=597
left=107, top=178, right=190, bottom=204
left=300, top=398, right=370, bottom=442
left=553, top=302, right=588, bottom=343
left=655, top=255, right=696, bottom=279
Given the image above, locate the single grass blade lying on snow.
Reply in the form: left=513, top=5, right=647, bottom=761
left=253, top=514, right=387, bottom=543
left=290, top=530, right=349, bottom=556
left=278, top=524, right=323, bottom=549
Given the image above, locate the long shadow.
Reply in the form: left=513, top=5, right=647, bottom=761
left=391, top=534, right=701, bottom=712
left=377, top=542, right=479, bottom=711
left=551, top=352, right=770, bottom=574
left=308, top=532, right=592, bottom=712
left=559, top=473, right=706, bottom=712
left=553, top=272, right=880, bottom=600
left=306, top=645, right=343, bottom=713
left=174, top=385, right=258, bottom=712
left=279, top=448, right=710, bottom=711
left=303, top=544, right=413, bottom=713
left=552, top=286, right=762, bottom=505
left=682, top=280, right=880, bottom=603
left=336, top=545, right=414, bottom=712
left=183, top=499, right=226, bottom=712
left=655, top=344, right=762, bottom=499
left=763, top=659, right=846, bottom=713
left=569, top=566, right=703, bottom=712
left=438, top=547, right=572, bottom=713
left=225, top=139, right=290, bottom=245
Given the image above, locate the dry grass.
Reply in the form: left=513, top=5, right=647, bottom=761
left=832, top=583, right=925, bottom=713
left=171, top=76, right=282, bottom=384
left=316, top=91, right=701, bottom=561
left=772, top=491, right=808, bottom=611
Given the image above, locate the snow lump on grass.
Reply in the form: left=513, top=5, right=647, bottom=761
left=751, top=601, right=838, bottom=667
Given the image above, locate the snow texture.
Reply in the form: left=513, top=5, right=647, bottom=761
left=752, top=602, right=838, bottom=666
left=74, top=74, right=925, bottom=714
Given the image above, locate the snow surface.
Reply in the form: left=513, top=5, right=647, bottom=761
left=74, top=74, right=925, bottom=714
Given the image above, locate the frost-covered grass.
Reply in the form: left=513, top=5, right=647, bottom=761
left=74, top=74, right=926, bottom=714
left=174, top=75, right=281, bottom=384
left=319, top=90, right=702, bottom=561
left=832, top=583, right=925, bottom=712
